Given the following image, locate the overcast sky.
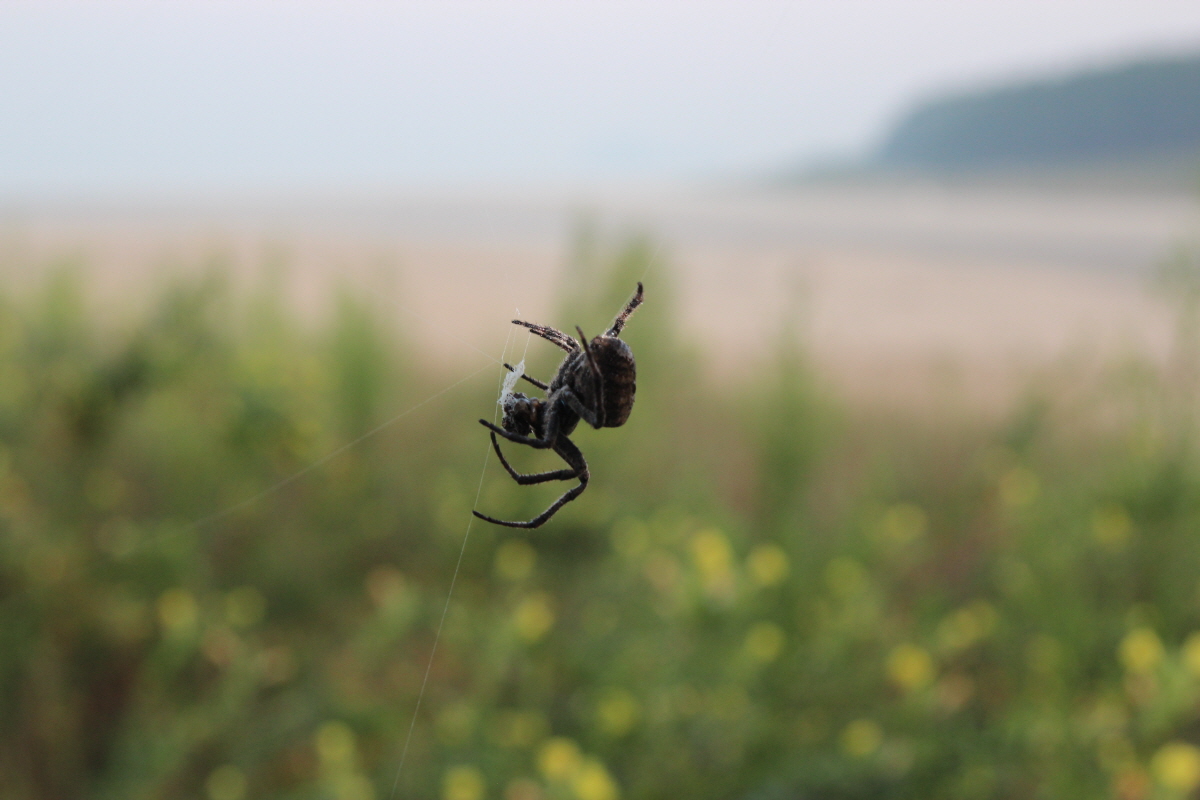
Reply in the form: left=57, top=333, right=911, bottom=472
left=3, top=0, right=1200, bottom=195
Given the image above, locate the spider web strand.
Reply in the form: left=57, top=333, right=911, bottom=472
left=187, top=361, right=495, bottom=532
left=388, top=321, right=528, bottom=799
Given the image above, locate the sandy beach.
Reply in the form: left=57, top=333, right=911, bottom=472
left=2, top=182, right=1196, bottom=408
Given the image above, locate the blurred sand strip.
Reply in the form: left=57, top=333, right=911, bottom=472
left=1, top=183, right=1194, bottom=408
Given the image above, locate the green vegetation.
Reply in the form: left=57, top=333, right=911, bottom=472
left=877, top=53, right=1200, bottom=170
left=6, top=239, right=1200, bottom=800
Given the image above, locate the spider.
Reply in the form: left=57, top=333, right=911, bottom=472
left=473, top=282, right=644, bottom=529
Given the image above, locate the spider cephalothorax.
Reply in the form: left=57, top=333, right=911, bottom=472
left=500, top=391, right=543, bottom=437
left=474, top=282, right=644, bottom=529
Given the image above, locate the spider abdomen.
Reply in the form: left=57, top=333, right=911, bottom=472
left=590, top=336, right=637, bottom=428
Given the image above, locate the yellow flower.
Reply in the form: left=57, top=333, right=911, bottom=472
left=1183, top=632, right=1200, bottom=679
left=1120, top=628, right=1164, bottom=675
left=596, top=689, right=640, bottom=737
left=315, top=721, right=356, bottom=768
left=443, top=765, right=485, bottom=800
left=1152, top=742, right=1200, bottom=792
left=157, top=588, right=198, bottom=632
left=744, top=622, right=786, bottom=663
left=886, top=643, right=934, bottom=692
left=538, top=737, right=582, bottom=781
left=572, top=758, right=619, bottom=800
left=514, top=593, right=555, bottom=643
left=840, top=719, right=883, bottom=758
left=878, top=503, right=927, bottom=545
left=747, top=544, right=789, bottom=587
left=690, top=529, right=735, bottom=596
left=936, top=601, right=998, bottom=653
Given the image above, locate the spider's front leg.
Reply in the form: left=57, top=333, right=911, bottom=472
left=511, top=320, right=578, bottom=353
left=479, top=419, right=554, bottom=449
left=503, top=362, right=549, bottom=391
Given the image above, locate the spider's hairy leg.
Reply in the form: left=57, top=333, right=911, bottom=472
left=473, top=436, right=589, bottom=528
left=574, top=326, right=606, bottom=428
left=605, top=281, right=644, bottom=337
left=488, top=432, right=578, bottom=484
left=482, top=419, right=549, bottom=450
left=480, top=419, right=553, bottom=449
left=503, top=362, right=549, bottom=391
left=512, top=320, right=578, bottom=352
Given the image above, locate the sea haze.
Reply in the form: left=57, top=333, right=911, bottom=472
left=2, top=1, right=1200, bottom=194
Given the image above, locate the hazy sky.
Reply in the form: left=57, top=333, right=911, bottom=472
left=3, top=0, right=1200, bottom=194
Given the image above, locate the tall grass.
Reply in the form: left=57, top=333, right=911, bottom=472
left=3, top=239, right=1200, bottom=800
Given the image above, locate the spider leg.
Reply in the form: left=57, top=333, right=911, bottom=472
left=575, top=327, right=601, bottom=380
left=605, top=281, right=644, bottom=337
left=562, top=391, right=603, bottom=429
left=503, top=362, right=549, bottom=391
left=575, top=327, right=606, bottom=429
left=480, top=419, right=553, bottom=449
left=488, top=432, right=578, bottom=484
left=473, top=436, right=589, bottom=528
left=512, top=320, right=578, bottom=352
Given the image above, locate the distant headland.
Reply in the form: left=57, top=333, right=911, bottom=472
left=802, top=51, right=1200, bottom=189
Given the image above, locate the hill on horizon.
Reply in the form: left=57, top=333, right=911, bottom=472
left=874, top=52, right=1200, bottom=172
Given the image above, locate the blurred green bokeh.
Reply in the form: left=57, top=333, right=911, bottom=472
left=5, top=238, right=1200, bottom=800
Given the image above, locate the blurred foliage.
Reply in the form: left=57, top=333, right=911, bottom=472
left=5, top=238, right=1200, bottom=800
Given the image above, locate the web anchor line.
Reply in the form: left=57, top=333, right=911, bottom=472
left=388, top=318, right=531, bottom=799
left=184, top=361, right=495, bottom=533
